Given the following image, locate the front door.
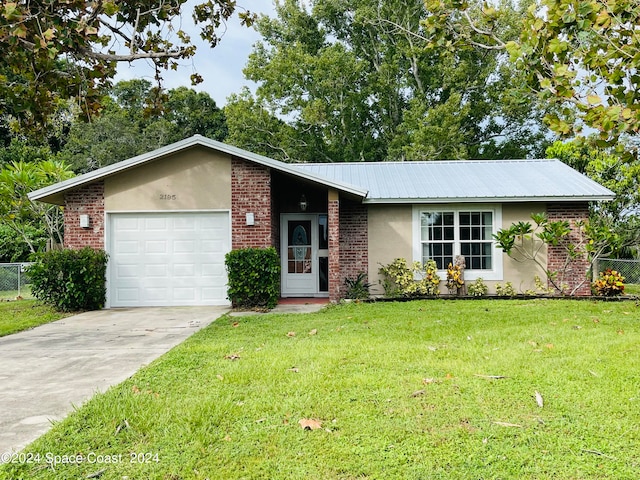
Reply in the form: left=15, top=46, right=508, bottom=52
left=281, top=214, right=329, bottom=297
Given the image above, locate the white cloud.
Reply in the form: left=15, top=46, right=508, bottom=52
left=114, top=0, right=275, bottom=107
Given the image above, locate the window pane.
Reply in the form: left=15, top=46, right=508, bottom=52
left=472, top=213, right=481, bottom=225
left=444, top=226, right=455, bottom=240
left=460, top=226, right=470, bottom=240
left=444, top=212, right=455, bottom=225
left=472, top=227, right=481, bottom=240
left=460, top=212, right=470, bottom=225
left=433, top=227, right=443, bottom=241
left=319, top=256, right=328, bottom=291
left=318, top=215, right=328, bottom=250
left=483, top=212, right=493, bottom=225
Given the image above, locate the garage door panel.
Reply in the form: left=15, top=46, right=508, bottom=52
left=144, top=264, right=168, bottom=277
left=146, top=240, right=168, bottom=254
left=173, top=240, right=195, bottom=253
left=114, top=217, right=140, bottom=231
left=109, top=212, right=230, bottom=307
left=115, top=240, right=139, bottom=254
left=114, top=288, right=139, bottom=302
left=174, top=264, right=195, bottom=277
left=145, top=217, right=168, bottom=230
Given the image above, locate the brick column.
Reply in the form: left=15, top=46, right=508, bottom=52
left=547, top=202, right=591, bottom=296
left=231, top=158, right=272, bottom=249
left=328, top=189, right=340, bottom=302
left=339, top=201, right=368, bottom=285
left=64, top=182, right=105, bottom=250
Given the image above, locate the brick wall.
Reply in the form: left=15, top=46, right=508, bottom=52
left=328, top=193, right=341, bottom=302
left=64, top=182, right=105, bottom=250
left=339, top=201, right=368, bottom=290
left=547, top=202, right=591, bottom=296
left=231, top=158, right=273, bottom=249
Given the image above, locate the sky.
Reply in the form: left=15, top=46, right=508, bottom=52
left=114, top=1, right=276, bottom=107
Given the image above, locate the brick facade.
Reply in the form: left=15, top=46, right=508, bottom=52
left=339, top=201, right=368, bottom=292
left=328, top=192, right=341, bottom=302
left=64, top=182, right=105, bottom=250
left=231, top=158, right=273, bottom=249
left=547, top=202, right=591, bottom=296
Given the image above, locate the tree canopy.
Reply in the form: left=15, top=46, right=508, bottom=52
left=424, top=0, right=640, bottom=158
left=0, top=0, right=254, bottom=132
left=226, top=0, right=551, bottom=162
left=58, top=80, right=227, bottom=172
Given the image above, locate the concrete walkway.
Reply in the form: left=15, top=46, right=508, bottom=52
left=0, top=306, right=228, bottom=458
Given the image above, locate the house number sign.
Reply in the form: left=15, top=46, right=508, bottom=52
left=159, top=194, right=177, bottom=200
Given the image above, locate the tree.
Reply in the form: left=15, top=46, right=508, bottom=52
left=232, top=0, right=550, bottom=163
left=225, top=88, right=300, bottom=162
left=58, top=81, right=228, bottom=172
left=423, top=0, right=640, bottom=158
left=547, top=140, right=640, bottom=258
left=0, top=159, right=75, bottom=253
left=0, top=1, right=255, bottom=132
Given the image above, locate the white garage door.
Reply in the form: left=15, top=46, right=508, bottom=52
left=108, top=212, right=230, bottom=307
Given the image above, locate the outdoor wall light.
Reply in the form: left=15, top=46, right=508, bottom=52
left=246, top=212, right=255, bottom=226
left=79, top=214, right=90, bottom=229
left=299, top=194, right=308, bottom=212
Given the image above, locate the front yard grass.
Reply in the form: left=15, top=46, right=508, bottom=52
left=2, top=299, right=639, bottom=479
left=0, top=300, right=67, bottom=337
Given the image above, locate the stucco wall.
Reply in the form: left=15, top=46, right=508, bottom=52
left=367, top=202, right=550, bottom=296
left=367, top=205, right=413, bottom=296
left=104, top=146, right=231, bottom=211
left=501, top=203, right=548, bottom=293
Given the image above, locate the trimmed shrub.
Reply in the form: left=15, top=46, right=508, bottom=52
left=467, top=277, right=488, bottom=297
left=27, top=247, right=108, bottom=311
left=225, top=247, right=280, bottom=309
left=593, top=268, right=625, bottom=296
left=378, top=258, right=440, bottom=297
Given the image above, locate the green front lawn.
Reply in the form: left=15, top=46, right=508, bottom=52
left=2, top=299, right=639, bottom=479
left=0, top=300, right=67, bottom=337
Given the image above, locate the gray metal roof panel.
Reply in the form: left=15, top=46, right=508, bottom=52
left=292, top=159, right=615, bottom=202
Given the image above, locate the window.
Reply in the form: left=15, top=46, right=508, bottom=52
left=414, top=206, right=502, bottom=280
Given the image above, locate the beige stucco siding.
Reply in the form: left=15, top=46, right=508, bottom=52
left=367, top=205, right=413, bottom=296
left=104, top=147, right=231, bottom=211
left=500, top=202, right=547, bottom=293
left=367, top=202, right=549, bottom=296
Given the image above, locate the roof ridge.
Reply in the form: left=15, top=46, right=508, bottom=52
left=293, top=159, right=556, bottom=166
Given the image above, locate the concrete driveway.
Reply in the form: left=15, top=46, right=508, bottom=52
left=0, top=306, right=228, bottom=459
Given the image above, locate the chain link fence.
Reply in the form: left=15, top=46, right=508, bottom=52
left=0, top=263, right=33, bottom=299
left=594, top=258, right=640, bottom=284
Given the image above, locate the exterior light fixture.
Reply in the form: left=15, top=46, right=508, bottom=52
left=299, top=194, right=308, bottom=212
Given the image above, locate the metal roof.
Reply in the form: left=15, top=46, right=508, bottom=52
left=292, top=159, right=615, bottom=203
left=28, top=135, right=368, bottom=205
left=28, top=136, right=614, bottom=206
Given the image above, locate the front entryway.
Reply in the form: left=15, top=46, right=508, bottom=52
left=281, top=214, right=329, bottom=297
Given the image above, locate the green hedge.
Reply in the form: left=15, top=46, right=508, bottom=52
left=27, top=247, right=108, bottom=312
left=225, top=247, right=280, bottom=309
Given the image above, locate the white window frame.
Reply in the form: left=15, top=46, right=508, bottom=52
left=412, top=204, right=503, bottom=281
